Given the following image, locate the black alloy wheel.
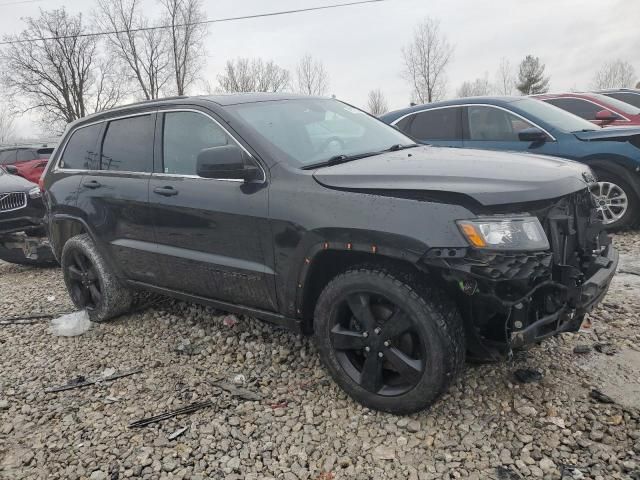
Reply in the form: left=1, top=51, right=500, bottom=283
left=66, top=249, right=101, bottom=310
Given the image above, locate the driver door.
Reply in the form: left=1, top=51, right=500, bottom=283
left=462, top=105, right=558, bottom=155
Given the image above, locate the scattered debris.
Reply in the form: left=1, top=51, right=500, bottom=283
left=168, top=426, right=189, bottom=440
left=513, top=368, right=543, bottom=384
left=573, top=344, right=591, bottom=354
left=0, top=312, right=69, bottom=326
left=129, top=401, right=213, bottom=428
left=607, top=414, right=623, bottom=426
left=578, top=316, right=593, bottom=333
left=222, top=314, right=238, bottom=327
left=232, top=374, right=246, bottom=385
left=270, top=401, right=288, bottom=409
left=212, top=380, right=262, bottom=401
left=496, top=465, right=522, bottom=479
left=49, top=310, right=91, bottom=337
left=45, top=368, right=142, bottom=393
left=594, top=343, right=618, bottom=356
left=560, top=464, right=587, bottom=479
left=46, top=295, right=56, bottom=302
left=102, top=368, right=116, bottom=378
left=590, top=389, right=615, bottom=404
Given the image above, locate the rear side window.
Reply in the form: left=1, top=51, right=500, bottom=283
left=101, top=115, right=154, bottom=172
left=59, top=124, right=102, bottom=169
left=162, top=111, right=231, bottom=175
left=16, top=149, right=37, bottom=161
left=404, top=108, right=460, bottom=141
left=605, top=92, right=640, bottom=109
left=0, top=149, right=16, bottom=164
left=543, top=98, right=621, bottom=121
left=37, top=148, right=54, bottom=158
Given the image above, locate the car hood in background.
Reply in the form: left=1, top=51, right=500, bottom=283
left=312, top=146, right=591, bottom=206
left=0, top=171, right=36, bottom=193
left=573, top=127, right=640, bottom=141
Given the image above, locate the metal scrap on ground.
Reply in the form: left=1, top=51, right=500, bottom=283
left=44, top=368, right=143, bottom=393
left=212, top=380, right=263, bottom=401
left=129, top=401, right=214, bottom=428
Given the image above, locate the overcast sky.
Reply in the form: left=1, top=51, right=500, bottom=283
left=3, top=0, right=639, bottom=138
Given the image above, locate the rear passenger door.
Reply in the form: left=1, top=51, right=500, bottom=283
left=462, top=105, right=558, bottom=155
left=149, top=109, right=275, bottom=311
left=394, top=107, right=462, bottom=147
left=76, top=112, right=157, bottom=282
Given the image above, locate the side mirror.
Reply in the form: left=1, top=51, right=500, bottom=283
left=196, top=145, right=260, bottom=182
left=4, top=164, right=18, bottom=175
left=595, top=109, right=618, bottom=122
left=518, top=127, right=548, bottom=143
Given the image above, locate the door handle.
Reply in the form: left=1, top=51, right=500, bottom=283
left=153, top=186, right=178, bottom=197
left=83, top=180, right=101, bottom=189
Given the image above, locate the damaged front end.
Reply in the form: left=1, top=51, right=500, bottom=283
left=423, top=188, right=619, bottom=361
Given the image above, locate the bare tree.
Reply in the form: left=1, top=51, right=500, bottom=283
left=296, top=54, right=329, bottom=96
left=636, top=81, right=640, bottom=89
left=217, top=58, right=290, bottom=93
left=457, top=75, right=492, bottom=98
left=1, top=8, right=124, bottom=131
left=95, top=0, right=171, bottom=100
left=0, top=103, right=15, bottom=144
left=401, top=17, right=453, bottom=103
left=592, top=60, right=636, bottom=89
left=159, top=0, right=206, bottom=95
left=495, top=57, right=515, bottom=95
left=367, top=89, right=389, bottom=116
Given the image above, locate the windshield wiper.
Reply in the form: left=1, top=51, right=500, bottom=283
left=301, top=144, right=420, bottom=170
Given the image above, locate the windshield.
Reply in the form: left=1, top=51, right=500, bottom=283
left=589, top=93, right=640, bottom=115
left=229, top=99, right=415, bottom=167
left=512, top=98, right=599, bottom=132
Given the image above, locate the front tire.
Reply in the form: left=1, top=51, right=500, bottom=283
left=61, top=234, right=132, bottom=322
left=591, top=171, right=639, bottom=229
left=314, top=268, right=465, bottom=414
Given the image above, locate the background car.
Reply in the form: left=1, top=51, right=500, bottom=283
left=380, top=97, right=640, bottom=229
left=0, top=165, right=55, bottom=266
left=534, top=92, right=640, bottom=127
left=597, top=88, right=640, bottom=109
left=0, top=145, right=55, bottom=184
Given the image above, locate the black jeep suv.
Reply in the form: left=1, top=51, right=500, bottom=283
left=42, top=94, right=618, bottom=413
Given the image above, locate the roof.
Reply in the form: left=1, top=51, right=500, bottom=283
left=380, top=96, right=525, bottom=121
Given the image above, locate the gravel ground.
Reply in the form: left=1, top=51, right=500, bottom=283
left=1, top=232, right=639, bottom=480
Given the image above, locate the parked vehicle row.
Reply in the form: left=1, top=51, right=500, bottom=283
left=40, top=94, right=618, bottom=413
left=0, top=144, right=55, bottom=184
left=382, top=95, right=640, bottom=229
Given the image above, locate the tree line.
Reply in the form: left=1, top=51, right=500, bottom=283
left=0, top=5, right=638, bottom=139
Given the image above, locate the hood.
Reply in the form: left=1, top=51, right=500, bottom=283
left=0, top=170, right=36, bottom=193
left=573, top=126, right=640, bottom=141
left=312, top=146, right=591, bottom=206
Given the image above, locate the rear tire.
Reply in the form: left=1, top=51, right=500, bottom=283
left=591, top=170, right=639, bottom=230
left=61, top=234, right=132, bottom=322
left=313, top=267, right=465, bottom=414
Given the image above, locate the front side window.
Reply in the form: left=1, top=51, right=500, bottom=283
left=60, top=124, right=102, bottom=169
left=162, top=111, right=231, bottom=175
left=404, top=108, right=460, bottom=140
left=0, top=149, right=16, bottom=164
left=101, top=115, right=154, bottom=172
left=543, top=98, right=622, bottom=121
left=229, top=99, right=413, bottom=167
left=467, top=106, right=535, bottom=141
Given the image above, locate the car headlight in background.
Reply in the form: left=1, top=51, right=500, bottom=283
left=457, top=217, right=549, bottom=251
left=28, top=186, right=42, bottom=199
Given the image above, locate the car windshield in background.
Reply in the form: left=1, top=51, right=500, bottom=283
left=230, top=99, right=415, bottom=167
left=513, top=98, right=599, bottom=132
left=590, top=93, right=640, bottom=116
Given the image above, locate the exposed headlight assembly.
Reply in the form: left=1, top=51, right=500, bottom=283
left=28, top=186, right=41, bottom=199
left=457, top=217, right=549, bottom=251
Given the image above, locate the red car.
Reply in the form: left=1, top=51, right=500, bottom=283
left=534, top=92, right=640, bottom=128
left=0, top=145, right=55, bottom=184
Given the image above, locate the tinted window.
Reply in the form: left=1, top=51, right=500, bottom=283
left=37, top=148, right=54, bottom=158
left=163, top=112, right=231, bottom=175
left=0, top=149, right=16, bottom=164
left=604, top=92, right=640, bottom=109
left=101, top=115, right=154, bottom=172
left=512, top=98, right=598, bottom=132
left=543, top=98, right=621, bottom=121
left=16, top=149, right=37, bottom=161
left=467, top=106, right=535, bottom=141
left=60, top=124, right=102, bottom=169
left=405, top=108, right=460, bottom=140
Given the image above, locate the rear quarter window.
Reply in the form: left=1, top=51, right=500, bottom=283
left=59, top=124, right=102, bottom=170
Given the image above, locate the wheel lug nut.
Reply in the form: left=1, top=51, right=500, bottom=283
left=362, top=332, right=369, bottom=338
left=374, top=327, right=381, bottom=335
left=364, top=346, right=370, bottom=352
left=383, top=341, right=390, bottom=347
left=378, top=352, right=384, bottom=358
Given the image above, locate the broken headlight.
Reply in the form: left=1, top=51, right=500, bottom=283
left=457, top=217, right=549, bottom=251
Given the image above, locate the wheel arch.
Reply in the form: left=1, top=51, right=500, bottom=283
left=581, top=155, right=640, bottom=200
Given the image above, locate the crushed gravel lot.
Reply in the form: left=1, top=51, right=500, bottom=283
left=1, top=231, right=639, bottom=480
